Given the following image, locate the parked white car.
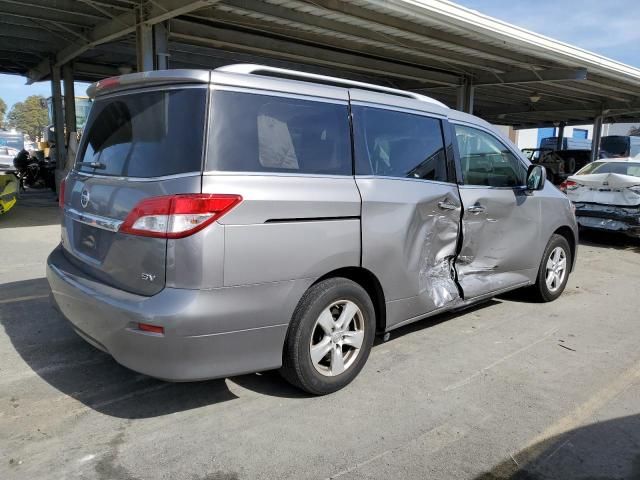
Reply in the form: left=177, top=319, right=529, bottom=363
left=564, top=158, right=640, bottom=237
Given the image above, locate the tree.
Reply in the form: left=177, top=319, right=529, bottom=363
left=5, top=95, right=48, bottom=141
left=0, top=97, right=6, bottom=129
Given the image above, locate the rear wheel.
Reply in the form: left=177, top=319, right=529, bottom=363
left=280, top=278, right=375, bottom=395
left=533, top=234, right=571, bottom=302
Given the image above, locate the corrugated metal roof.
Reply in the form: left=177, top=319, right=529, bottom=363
left=1, top=0, right=638, bottom=127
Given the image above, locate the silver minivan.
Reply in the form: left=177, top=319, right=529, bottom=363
left=47, top=65, right=578, bottom=394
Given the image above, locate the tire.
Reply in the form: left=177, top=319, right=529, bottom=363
left=533, top=234, right=572, bottom=302
left=280, top=277, right=376, bottom=395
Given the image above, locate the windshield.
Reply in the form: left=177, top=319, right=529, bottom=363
left=76, top=87, right=206, bottom=177
left=577, top=161, right=640, bottom=177
left=600, top=137, right=629, bottom=157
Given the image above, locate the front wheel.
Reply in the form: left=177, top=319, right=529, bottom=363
left=533, top=234, right=571, bottom=302
left=280, top=278, right=376, bottom=395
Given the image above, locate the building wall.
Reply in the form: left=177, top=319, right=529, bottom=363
left=515, top=124, right=595, bottom=149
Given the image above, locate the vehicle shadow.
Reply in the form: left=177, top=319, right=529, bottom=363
left=1, top=278, right=244, bottom=419
left=2, top=279, right=504, bottom=412
left=475, top=414, right=640, bottom=480
left=579, top=229, right=640, bottom=253
left=376, top=299, right=501, bottom=344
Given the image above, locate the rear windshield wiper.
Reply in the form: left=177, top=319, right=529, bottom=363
left=77, top=161, right=106, bottom=170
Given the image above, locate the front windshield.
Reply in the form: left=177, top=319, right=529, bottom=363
left=577, top=161, right=640, bottom=177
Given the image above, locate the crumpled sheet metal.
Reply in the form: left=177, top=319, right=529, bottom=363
left=575, top=202, right=640, bottom=236
left=414, top=210, right=460, bottom=309
left=419, top=256, right=459, bottom=308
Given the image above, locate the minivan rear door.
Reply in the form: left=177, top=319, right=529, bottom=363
left=61, top=85, right=208, bottom=296
left=351, top=96, right=462, bottom=329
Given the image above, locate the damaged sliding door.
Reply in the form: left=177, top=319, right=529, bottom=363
left=351, top=101, right=462, bottom=330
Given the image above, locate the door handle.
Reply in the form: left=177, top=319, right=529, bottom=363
left=467, top=204, right=486, bottom=214
left=438, top=201, right=458, bottom=210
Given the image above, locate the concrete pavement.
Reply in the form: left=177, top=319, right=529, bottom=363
left=1, top=191, right=639, bottom=480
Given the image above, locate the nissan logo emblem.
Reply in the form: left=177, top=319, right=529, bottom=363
left=80, top=189, right=90, bottom=208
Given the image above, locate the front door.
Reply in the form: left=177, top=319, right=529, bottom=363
left=351, top=101, right=462, bottom=329
left=452, top=123, right=541, bottom=300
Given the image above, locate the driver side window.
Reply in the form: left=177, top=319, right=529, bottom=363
left=455, top=124, right=527, bottom=187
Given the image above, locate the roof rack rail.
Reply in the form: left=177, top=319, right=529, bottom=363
left=215, top=64, right=448, bottom=108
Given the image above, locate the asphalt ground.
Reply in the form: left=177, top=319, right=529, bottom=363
left=1, top=190, right=639, bottom=480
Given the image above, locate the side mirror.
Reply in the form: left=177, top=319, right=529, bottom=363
left=526, top=164, right=546, bottom=190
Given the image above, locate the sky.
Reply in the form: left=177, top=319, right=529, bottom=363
left=1, top=0, right=639, bottom=113
left=0, top=74, right=90, bottom=112
left=455, top=0, right=640, bottom=67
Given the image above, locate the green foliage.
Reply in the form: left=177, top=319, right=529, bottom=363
left=5, top=95, right=48, bottom=140
left=0, top=98, right=6, bottom=128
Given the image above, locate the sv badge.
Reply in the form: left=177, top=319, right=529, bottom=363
left=140, top=273, right=156, bottom=282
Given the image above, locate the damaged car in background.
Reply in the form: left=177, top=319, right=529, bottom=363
left=564, top=158, right=640, bottom=238
left=47, top=65, right=578, bottom=395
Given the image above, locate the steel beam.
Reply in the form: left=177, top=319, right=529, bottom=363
left=62, top=63, right=76, bottom=140
left=136, top=6, right=154, bottom=72
left=456, top=77, right=474, bottom=114
left=196, top=2, right=508, bottom=74
left=50, top=63, right=66, bottom=169
left=153, top=22, right=170, bottom=70
left=556, top=122, right=565, bottom=150
left=474, top=68, right=588, bottom=86
left=591, top=116, right=603, bottom=162
left=289, top=0, right=542, bottom=69
left=27, top=0, right=219, bottom=82
left=170, top=19, right=460, bottom=86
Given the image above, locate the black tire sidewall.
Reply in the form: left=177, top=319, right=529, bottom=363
left=536, top=234, right=571, bottom=302
left=285, top=278, right=376, bottom=395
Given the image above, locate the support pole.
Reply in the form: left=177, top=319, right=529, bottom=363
left=456, top=77, right=474, bottom=114
left=153, top=22, right=169, bottom=70
left=556, top=122, right=565, bottom=151
left=62, top=64, right=76, bottom=142
left=136, top=6, right=154, bottom=72
left=591, top=115, right=603, bottom=162
left=51, top=63, right=66, bottom=166
left=51, top=63, right=66, bottom=194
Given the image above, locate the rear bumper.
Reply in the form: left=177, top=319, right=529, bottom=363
left=575, top=202, right=640, bottom=238
left=47, top=245, right=311, bottom=381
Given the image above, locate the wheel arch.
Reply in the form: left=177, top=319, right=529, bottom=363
left=314, top=267, right=387, bottom=334
left=552, top=225, right=577, bottom=272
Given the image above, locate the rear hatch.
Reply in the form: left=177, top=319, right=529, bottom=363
left=61, top=85, right=208, bottom=296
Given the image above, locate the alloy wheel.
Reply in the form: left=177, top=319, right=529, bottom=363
left=309, top=299, right=365, bottom=377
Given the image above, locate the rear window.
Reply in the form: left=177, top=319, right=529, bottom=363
left=207, top=91, right=351, bottom=175
left=578, top=162, right=640, bottom=177
left=76, top=87, right=206, bottom=177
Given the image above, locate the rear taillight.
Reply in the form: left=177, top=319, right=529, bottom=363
left=559, top=180, right=577, bottom=193
left=119, top=194, right=242, bottom=239
left=58, top=178, right=65, bottom=208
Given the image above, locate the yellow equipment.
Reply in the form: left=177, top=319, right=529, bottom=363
left=0, top=173, right=19, bottom=214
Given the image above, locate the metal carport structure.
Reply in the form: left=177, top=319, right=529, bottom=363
left=2, top=0, right=640, bottom=158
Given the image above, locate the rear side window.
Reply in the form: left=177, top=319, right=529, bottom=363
left=77, top=88, right=206, bottom=177
left=352, top=105, right=448, bottom=182
left=207, top=91, right=351, bottom=175
left=454, top=124, right=527, bottom=187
